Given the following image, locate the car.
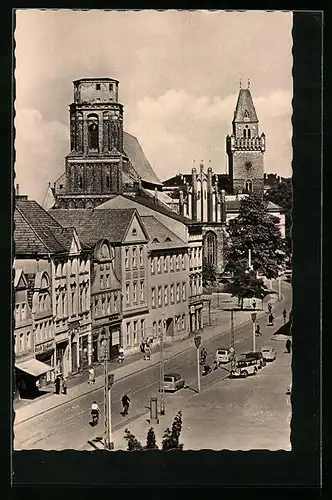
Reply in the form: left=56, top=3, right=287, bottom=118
left=215, top=348, right=232, bottom=364
left=162, top=373, right=185, bottom=392
left=261, top=346, right=276, bottom=361
left=243, top=351, right=266, bottom=369
left=230, top=358, right=258, bottom=378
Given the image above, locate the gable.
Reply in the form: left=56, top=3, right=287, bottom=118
left=69, top=231, right=81, bottom=256
left=123, top=214, right=147, bottom=243
left=14, top=269, right=28, bottom=290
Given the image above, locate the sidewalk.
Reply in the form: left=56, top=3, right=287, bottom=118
left=14, top=291, right=281, bottom=426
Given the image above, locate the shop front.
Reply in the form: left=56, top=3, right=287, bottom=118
left=109, top=325, right=121, bottom=360
left=189, top=302, right=203, bottom=334
left=55, top=340, right=69, bottom=378
left=15, top=357, right=54, bottom=398
left=79, top=334, right=89, bottom=371
left=34, top=340, right=55, bottom=387
left=92, top=316, right=122, bottom=363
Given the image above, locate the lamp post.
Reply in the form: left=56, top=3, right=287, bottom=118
left=100, top=330, right=114, bottom=450
left=194, top=335, right=201, bottom=393
left=278, top=272, right=282, bottom=301
left=230, top=309, right=236, bottom=371
left=107, top=373, right=114, bottom=450
left=251, top=312, right=257, bottom=352
left=159, top=319, right=166, bottom=416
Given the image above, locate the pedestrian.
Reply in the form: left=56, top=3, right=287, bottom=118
left=286, top=338, right=292, bottom=353
left=121, top=393, right=130, bottom=416
left=268, top=302, right=272, bottom=314
left=255, top=323, right=262, bottom=337
left=252, top=299, right=256, bottom=310
left=268, top=313, right=274, bottom=326
left=145, top=345, right=151, bottom=361
left=62, top=377, right=67, bottom=395
left=35, top=378, right=40, bottom=395
left=282, top=308, right=287, bottom=324
left=88, top=366, right=95, bottom=384
left=54, top=375, right=61, bottom=395
left=140, top=340, right=146, bottom=359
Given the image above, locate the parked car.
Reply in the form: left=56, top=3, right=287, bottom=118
left=261, top=346, right=276, bottom=361
left=162, top=373, right=185, bottom=392
left=231, top=358, right=258, bottom=378
left=243, top=351, right=266, bottom=369
left=215, top=348, right=232, bottom=364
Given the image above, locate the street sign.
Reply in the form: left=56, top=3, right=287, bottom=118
left=194, top=335, right=201, bottom=348
left=251, top=313, right=257, bottom=322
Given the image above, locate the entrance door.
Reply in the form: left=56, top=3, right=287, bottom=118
left=71, top=342, right=78, bottom=373
left=165, top=317, right=174, bottom=336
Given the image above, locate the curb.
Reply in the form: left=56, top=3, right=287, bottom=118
left=14, top=302, right=278, bottom=425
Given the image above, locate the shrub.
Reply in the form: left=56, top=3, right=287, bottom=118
left=124, top=428, right=143, bottom=451
left=161, top=411, right=183, bottom=451
left=145, top=427, right=158, bottom=450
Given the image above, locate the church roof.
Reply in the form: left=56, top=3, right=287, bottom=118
left=123, top=132, right=162, bottom=186
left=233, top=88, right=258, bottom=123
left=226, top=199, right=283, bottom=212
left=49, top=208, right=140, bottom=246
left=14, top=199, right=76, bottom=256
left=140, top=216, right=188, bottom=250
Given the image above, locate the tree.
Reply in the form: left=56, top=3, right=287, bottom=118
left=265, top=178, right=292, bottom=252
left=145, top=427, right=158, bottom=450
left=228, top=263, right=266, bottom=309
left=124, top=429, right=143, bottom=451
left=226, top=194, right=286, bottom=279
left=161, top=411, right=184, bottom=451
left=202, top=261, right=217, bottom=286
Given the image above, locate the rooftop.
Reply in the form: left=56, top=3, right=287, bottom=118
left=140, top=215, right=188, bottom=250
left=123, top=132, right=162, bottom=186
left=233, top=88, right=258, bottom=123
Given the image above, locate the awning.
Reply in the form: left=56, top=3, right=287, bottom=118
left=15, top=358, right=54, bottom=377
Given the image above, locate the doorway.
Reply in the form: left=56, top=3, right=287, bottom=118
left=165, top=317, right=174, bottom=337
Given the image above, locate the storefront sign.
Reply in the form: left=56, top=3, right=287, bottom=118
left=35, top=340, right=54, bottom=354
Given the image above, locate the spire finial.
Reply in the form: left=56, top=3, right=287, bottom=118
left=248, top=78, right=250, bottom=89
left=239, top=78, right=242, bottom=89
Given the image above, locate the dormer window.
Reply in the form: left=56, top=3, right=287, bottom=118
left=165, top=237, right=172, bottom=242
left=132, top=228, right=137, bottom=236
left=153, top=238, right=159, bottom=243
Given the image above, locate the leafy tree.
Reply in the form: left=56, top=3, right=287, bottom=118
left=265, top=178, right=292, bottom=252
left=226, top=194, right=286, bottom=279
left=202, top=262, right=217, bottom=286
left=161, top=411, right=184, bottom=451
left=145, top=427, right=158, bottom=450
left=124, top=429, right=143, bottom=451
left=228, top=263, right=266, bottom=309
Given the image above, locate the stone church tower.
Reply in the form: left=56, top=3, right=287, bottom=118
left=226, top=83, right=266, bottom=196
left=53, top=78, right=133, bottom=208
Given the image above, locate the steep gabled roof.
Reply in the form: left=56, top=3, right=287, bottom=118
left=233, top=88, right=258, bottom=123
left=14, top=199, right=74, bottom=256
left=123, top=131, right=162, bottom=186
left=141, top=216, right=188, bottom=250
left=49, top=208, right=140, bottom=246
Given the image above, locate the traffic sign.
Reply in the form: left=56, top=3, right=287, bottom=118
left=194, top=336, right=201, bottom=348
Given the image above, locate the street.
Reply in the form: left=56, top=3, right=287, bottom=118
left=14, top=282, right=292, bottom=451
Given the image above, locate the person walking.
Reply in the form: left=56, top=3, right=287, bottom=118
left=88, top=366, right=95, bottom=384
left=268, top=302, right=272, bottom=314
left=252, top=299, right=256, bottom=310
left=54, top=375, right=61, bottom=395
left=145, top=345, right=151, bottom=361
left=282, top=309, right=287, bottom=324
left=286, top=338, right=292, bottom=353
left=140, top=340, right=146, bottom=359
left=268, top=313, right=274, bottom=326
left=62, top=377, right=67, bottom=395
left=121, top=393, right=130, bottom=416
left=255, top=323, right=262, bottom=337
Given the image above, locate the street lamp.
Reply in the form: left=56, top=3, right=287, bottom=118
left=194, top=334, right=201, bottom=393
left=159, top=319, right=166, bottom=416
left=100, top=330, right=114, bottom=450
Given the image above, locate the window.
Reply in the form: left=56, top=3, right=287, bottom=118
left=21, top=303, right=26, bottom=320
left=248, top=129, right=251, bottom=139
left=88, top=117, right=99, bottom=150
left=164, top=285, right=169, bottom=305
left=19, top=333, right=24, bottom=352
left=113, top=292, right=118, bottom=312
left=101, top=296, right=106, bottom=315
left=105, top=274, right=110, bottom=288
left=125, top=248, right=129, bottom=269
left=163, top=256, right=168, bottom=273
left=182, top=314, right=186, bottom=331
left=182, top=255, right=185, bottom=270
left=243, top=128, right=247, bottom=138
left=194, top=248, right=197, bottom=265
left=205, top=232, right=217, bottom=265
left=133, top=321, right=138, bottom=343
left=170, top=284, right=175, bottom=304
left=125, top=283, right=130, bottom=305
left=151, top=257, right=155, bottom=274
left=182, top=282, right=186, bottom=301
left=26, top=331, right=31, bottom=349
left=132, top=247, right=137, bottom=268
left=176, top=283, right=180, bottom=302
left=62, top=293, right=66, bottom=317
left=133, top=281, right=137, bottom=303
left=151, top=287, right=156, bottom=308
left=79, top=176, right=83, bottom=189
left=71, top=292, right=75, bottom=316
left=109, top=83, right=113, bottom=92
left=126, top=322, right=131, bottom=346
left=140, top=319, right=145, bottom=339
left=107, top=294, right=111, bottom=314
left=15, top=304, right=20, bottom=323
left=140, top=281, right=144, bottom=302
left=170, top=255, right=174, bottom=272
left=139, top=247, right=144, bottom=267
left=176, top=255, right=180, bottom=271
left=153, top=322, right=157, bottom=337
left=96, top=83, right=100, bottom=90
left=106, top=175, right=110, bottom=189
left=132, top=228, right=137, bottom=236
left=157, top=257, right=161, bottom=273
left=245, top=180, right=253, bottom=192
left=158, top=287, right=162, bottom=307
left=56, top=294, right=60, bottom=317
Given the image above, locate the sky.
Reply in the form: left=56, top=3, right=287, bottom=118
left=14, top=9, right=293, bottom=204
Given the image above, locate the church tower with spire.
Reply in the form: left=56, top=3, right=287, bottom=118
left=226, top=81, right=266, bottom=196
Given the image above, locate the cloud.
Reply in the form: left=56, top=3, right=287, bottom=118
left=14, top=108, right=68, bottom=203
